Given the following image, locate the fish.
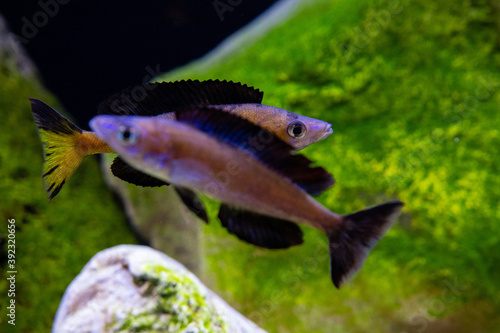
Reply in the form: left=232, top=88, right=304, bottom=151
left=30, top=80, right=333, bottom=203
left=89, top=106, right=404, bottom=288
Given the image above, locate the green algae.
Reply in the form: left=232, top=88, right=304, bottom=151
left=114, top=265, right=227, bottom=333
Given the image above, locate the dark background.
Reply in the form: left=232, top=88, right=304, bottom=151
left=1, top=0, right=277, bottom=126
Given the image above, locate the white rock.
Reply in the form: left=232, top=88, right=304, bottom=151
left=52, top=245, right=266, bottom=333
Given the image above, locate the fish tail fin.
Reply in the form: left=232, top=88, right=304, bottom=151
left=30, top=98, right=85, bottom=200
left=327, top=201, right=404, bottom=288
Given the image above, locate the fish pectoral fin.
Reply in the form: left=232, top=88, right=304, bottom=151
left=111, top=157, right=170, bottom=187
left=174, top=187, right=209, bottom=224
left=218, top=205, right=303, bottom=249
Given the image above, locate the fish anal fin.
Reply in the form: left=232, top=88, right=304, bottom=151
left=174, top=187, right=209, bottom=223
left=111, top=157, right=169, bottom=187
left=97, top=79, right=264, bottom=116
left=218, top=204, right=303, bottom=249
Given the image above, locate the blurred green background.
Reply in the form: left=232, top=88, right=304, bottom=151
left=1, top=0, right=500, bottom=332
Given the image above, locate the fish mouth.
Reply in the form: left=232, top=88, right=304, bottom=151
left=320, top=123, right=333, bottom=140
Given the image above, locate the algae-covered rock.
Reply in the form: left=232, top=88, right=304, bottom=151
left=52, top=245, right=267, bottom=333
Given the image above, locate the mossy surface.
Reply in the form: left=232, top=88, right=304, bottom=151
left=158, top=0, right=500, bottom=332
left=114, top=265, right=227, bottom=333
left=0, top=65, right=138, bottom=332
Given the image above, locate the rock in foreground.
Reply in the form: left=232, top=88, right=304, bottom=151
left=52, top=245, right=266, bottom=333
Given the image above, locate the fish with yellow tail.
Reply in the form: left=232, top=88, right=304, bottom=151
left=89, top=106, right=404, bottom=288
left=30, top=80, right=333, bottom=203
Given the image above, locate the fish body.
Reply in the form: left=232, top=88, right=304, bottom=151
left=93, top=115, right=338, bottom=231
left=30, top=80, right=332, bottom=200
left=89, top=107, right=404, bottom=288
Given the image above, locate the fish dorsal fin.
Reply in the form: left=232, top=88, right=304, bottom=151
left=218, top=204, right=303, bottom=249
left=111, top=157, right=170, bottom=187
left=176, top=106, right=334, bottom=195
left=97, top=79, right=264, bottom=116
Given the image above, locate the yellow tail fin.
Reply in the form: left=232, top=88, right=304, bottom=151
left=30, top=99, right=87, bottom=199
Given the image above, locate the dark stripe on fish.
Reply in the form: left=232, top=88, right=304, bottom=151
left=43, top=165, right=59, bottom=177
left=30, top=99, right=82, bottom=135
left=176, top=106, right=335, bottom=196
left=50, top=179, right=65, bottom=200
left=47, top=182, right=55, bottom=192
left=218, top=204, right=303, bottom=249
left=97, top=79, right=264, bottom=116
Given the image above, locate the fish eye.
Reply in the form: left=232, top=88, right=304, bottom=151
left=117, top=125, right=138, bottom=145
left=287, top=121, right=307, bottom=139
